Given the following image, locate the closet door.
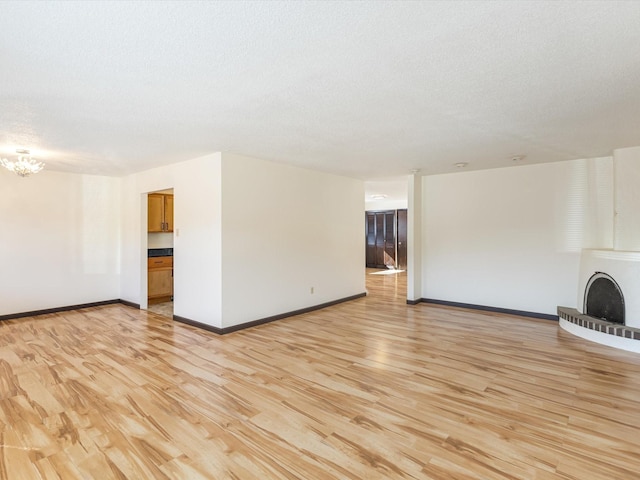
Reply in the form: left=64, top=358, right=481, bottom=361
left=375, top=212, right=387, bottom=266
left=366, top=213, right=377, bottom=267
left=365, top=210, right=397, bottom=268
left=397, top=209, right=407, bottom=269
left=383, top=211, right=396, bottom=267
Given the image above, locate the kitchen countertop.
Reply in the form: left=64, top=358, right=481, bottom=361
left=148, top=248, right=173, bottom=257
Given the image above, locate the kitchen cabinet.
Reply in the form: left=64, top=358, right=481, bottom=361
left=148, top=256, right=173, bottom=304
left=148, top=193, right=174, bottom=232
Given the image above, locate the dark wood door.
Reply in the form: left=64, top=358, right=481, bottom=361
left=383, top=211, right=395, bottom=266
left=365, top=210, right=397, bottom=268
left=375, top=212, right=386, bottom=266
left=366, top=213, right=376, bottom=267
left=397, top=209, right=407, bottom=269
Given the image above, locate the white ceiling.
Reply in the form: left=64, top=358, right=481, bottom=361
left=2, top=1, right=640, bottom=179
left=364, top=177, right=408, bottom=205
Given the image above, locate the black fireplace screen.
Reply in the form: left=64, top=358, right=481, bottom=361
left=584, top=273, right=625, bottom=325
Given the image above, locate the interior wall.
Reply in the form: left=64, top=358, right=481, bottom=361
left=407, top=172, right=422, bottom=302
left=613, top=146, right=640, bottom=251
left=220, top=153, right=366, bottom=328
left=0, top=170, right=121, bottom=315
left=148, top=232, right=174, bottom=249
left=119, top=153, right=223, bottom=326
left=422, top=158, right=613, bottom=315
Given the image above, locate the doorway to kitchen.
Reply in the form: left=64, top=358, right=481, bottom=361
left=146, top=188, right=174, bottom=319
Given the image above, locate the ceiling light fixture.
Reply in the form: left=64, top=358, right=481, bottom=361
left=0, top=149, right=45, bottom=177
left=454, top=162, right=468, bottom=168
left=371, top=194, right=388, bottom=200
left=511, top=155, right=525, bottom=162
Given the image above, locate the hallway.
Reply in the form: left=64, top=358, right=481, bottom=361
left=366, top=267, right=407, bottom=304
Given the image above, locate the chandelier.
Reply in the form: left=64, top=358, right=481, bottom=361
left=0, top=149, right=45, bottom=177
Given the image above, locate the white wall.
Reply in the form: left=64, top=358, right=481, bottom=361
left=0, top=170, right=120, bottom=315
left=613, top=146, right=640, bottom=251
left=119, top=152, right=365, bottom=330
left=148, top=232, right=174, bottom=248
left=220, top=153, right=365, bottom=328
left=119, top=154, right=223, bottom=326
left=422, top=159, right=612, bottom=315
left=407, top=172, right=422, bottom=302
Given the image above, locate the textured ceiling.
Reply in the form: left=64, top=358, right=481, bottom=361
left=1, top=1, right=640, bottom=179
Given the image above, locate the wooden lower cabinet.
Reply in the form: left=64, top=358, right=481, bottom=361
left=148, top=256, right=173, bottom=304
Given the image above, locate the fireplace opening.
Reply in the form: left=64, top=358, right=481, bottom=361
left=584, top=272, right=625, bottom=325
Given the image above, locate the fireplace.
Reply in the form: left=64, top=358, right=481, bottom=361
left=584, top=272, right=624, bottom=325
left=557, top=146, right=640, bottom=353
left=558, top=250, right=640, bottom=352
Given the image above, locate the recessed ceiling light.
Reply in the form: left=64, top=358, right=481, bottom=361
left=370, top=194, right=388, bottom=200
left=454, top=162, right=468, bottom=168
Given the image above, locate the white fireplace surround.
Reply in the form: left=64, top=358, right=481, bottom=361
left=559, top=248, right=640, bottom=353
left=577, top=249, right=640, bottom=328
left=557, top=146, right=640, bottom=353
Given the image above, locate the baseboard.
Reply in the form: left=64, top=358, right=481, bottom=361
left=174, top=292, right=367, bottom=335
left=119, top=299, right=141, bottom=309
left=0, top=299, right=122, bottom=321
left=406, top=299, right=421, bottom=305
left=418, top=298, right=558, bottom=321
left=173, top=316, right=223, bottom=334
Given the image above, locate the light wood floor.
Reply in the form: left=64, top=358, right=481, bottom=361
left=1, top=271, right=640, bottom=479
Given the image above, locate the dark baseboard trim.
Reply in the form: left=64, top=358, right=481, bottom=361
left=119, top=299, right=140, bottom=309
left=406, top=299, right=421, bottom=305
left=419, top=298, right=559, bottom=321
left=0, top=299, right=122, bottom=321
left=173, top=315, right=224, bottom=335
left=174, top=292, right=367, bottom=335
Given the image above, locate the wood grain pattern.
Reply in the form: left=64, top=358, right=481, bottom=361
left=0, top=270, right=639, bottom=479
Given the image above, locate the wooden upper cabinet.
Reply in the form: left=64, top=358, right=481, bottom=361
left=148, top=194, right=164, bottom=232
left=148, top=193, right=174, bottom=232
left=164, top=194, right=174, bottom=232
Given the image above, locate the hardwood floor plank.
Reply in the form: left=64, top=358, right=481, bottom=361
left=0, top=270, right=639, bottom=478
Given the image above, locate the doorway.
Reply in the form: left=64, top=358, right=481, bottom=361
left=146, top=188, right=174, bottom=319
left=364, top=177, right=410, bottom=302
left=365, top=209, right=407, bottom=270
left=365, top=208, right=408, bottom=302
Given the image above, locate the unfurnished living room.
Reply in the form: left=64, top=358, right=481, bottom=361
left=2, top=1, right=640, bottom=479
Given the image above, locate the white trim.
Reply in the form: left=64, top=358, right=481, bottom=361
left=559, top=318, right=640, bottom=354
